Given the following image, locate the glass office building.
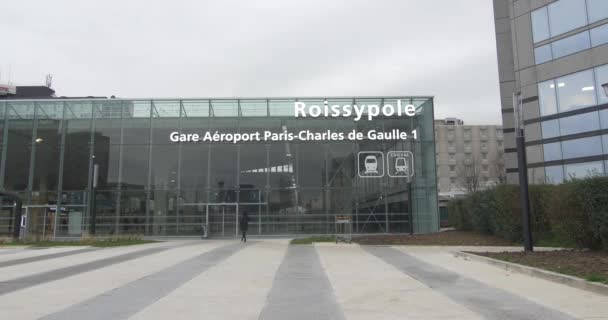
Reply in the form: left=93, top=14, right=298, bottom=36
left=0, top=97, right=437, bottom=238
left=494, top=0, right=608, bottom=184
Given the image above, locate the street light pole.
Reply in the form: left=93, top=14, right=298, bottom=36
left=513, top=93, right=533, bottom=252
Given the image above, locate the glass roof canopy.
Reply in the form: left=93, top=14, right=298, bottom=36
left=1, top=97, right=433, bottom=120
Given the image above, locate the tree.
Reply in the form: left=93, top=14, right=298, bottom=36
left=492, top=150, right=507, bottom=184
left=457, top=157, right=481, bottom=193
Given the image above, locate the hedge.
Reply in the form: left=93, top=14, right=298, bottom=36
left=447, top=177, right=608, bottom=250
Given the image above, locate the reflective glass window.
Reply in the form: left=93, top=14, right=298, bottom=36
left=594, top=64, right=608, bottom=104
left=548, top=0, right=588, bottom=37
left=551, top=31, right=591, bottom=59
left=590, top=23, right=608, bottom=47
left=556, top=69, right=596, bottom=112
left=543, top=142, right=562, bottom=161
left=532, top=7, right=551, bottom=43
left=526, top=145, right=543, bottom=163
left=587, top=0, right=608, bottom=23
left=539, top=80, right=558, bottom=115
left=601, top=109, right=608, bottom=129
left=603, top=135, right=608, bottom=154
left=565, top=161, right=604, bottom=179
left=535, top=44, right=553, bottom=64
left=541, top=119, right=561, bottom=138
left=545, top=165, right=564, bottom=184
left=559, top=111, right=600, bottom=135
left=561, top=136, right=603, bottom=158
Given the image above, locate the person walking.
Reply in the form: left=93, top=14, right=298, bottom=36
left=239, top=211, right=249, bottom=242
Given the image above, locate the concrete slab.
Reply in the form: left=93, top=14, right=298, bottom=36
left=0, top=241, right=226, bottom=320
left=401, top=247, right=608, bottom=320
left=129, top=240, right=288, bottom=320
left=316, top=243, right=484, bottom=320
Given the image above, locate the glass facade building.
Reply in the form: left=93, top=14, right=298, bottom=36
left=494, top=0, right=608, bottom=185
left=0, top=97, right=438, bottom=238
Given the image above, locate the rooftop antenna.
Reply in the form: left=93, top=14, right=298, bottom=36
left=45, top=74, right=53, bottom=88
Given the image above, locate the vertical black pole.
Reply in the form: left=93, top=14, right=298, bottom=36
left=12, top=198, right=22, bottom=240
left=90, top=163, right=98, bottom=236
left=516, top=129, right=533, bottom=252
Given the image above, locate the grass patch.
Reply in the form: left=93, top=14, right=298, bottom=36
left=290, top=236, right=336, bottom=245
left=474, top=250, right=608, bottom=285
left=0, top=236, right=157, bottom=248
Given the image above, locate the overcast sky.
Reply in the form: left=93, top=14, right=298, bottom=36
left=1, top=0, right=501, bottom=124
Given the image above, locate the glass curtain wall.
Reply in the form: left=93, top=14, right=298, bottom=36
left=0, top=97, right=437, bottom=238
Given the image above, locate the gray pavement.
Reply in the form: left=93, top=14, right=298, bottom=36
left=0, top=240, right=606, bottom=320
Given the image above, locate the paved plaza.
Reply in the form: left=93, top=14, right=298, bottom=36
left=0, top=240, right=607, bottom=320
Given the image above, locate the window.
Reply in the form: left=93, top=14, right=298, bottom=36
left=562, top=136, right=603, bottom=158
left=539, top=80, right=558, bottom=115
left=481, top=142, right=487, bottom=149
left=527, top=145, right=543, bottom=163
left=586, top=0, right=608, bottom=23
left=595, top=64, right=608, bottom=104
left=551, top=31, right=591, bottom=60
left=541, top=119, right=560, bottom=138
left=565, top=161, right=604, bottom=179
left=450, top=177, right=456, bottom=184
left=450, top=165, right=456, bottom=172
left=559, top=111, right=600, bottom=136
left=496, top=128, right=503, bottom=137
left=545, top=165, right=565, bottom=184
left=464, top=129, right=471, bottom=139
left=535, top=44, right=553, bottom=64
left=532, top=7, right=551, bottom=43
left=548, top=0, right=588, bottom=38
left=543, top=142, right=563, bottom=161
left=590, top=24, right=608, bottom=47
left=482, top=165, right=489, bottom=172
left=601, top=110, right=608, bottom=129
left=480, top=129, right=488, bottom=137
left=603, top=135, right=608, bottom=154
left=556, top=70, right=596, bottom=112
left=482, top=153, right=488, bottom=160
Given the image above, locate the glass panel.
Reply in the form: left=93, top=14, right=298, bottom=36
left=551, top=31, right=591, bottom=59
left=239, top=144, right=268, bottom=189
left=561, top=136, right=603, bottom=158
left=532, top=7, right=550, bottom=43
left=211, top=100, right=238, bottom=117
left=535, top=44, right=553, bottom=64
left=180, top=144, right=209, bottom=190
left=539, top=80, right=558, bottom=115
left=541, top=119, right=561, bottom=138
left=548, top=0, right=588, bottom=37
left=269, top=100, right=295, bottom=117
left=240, top=100, right=268, bottom=117
left=601, top=109, right=608, bottom=129
left=182, top=100, right=209, bottom=117
left=208, top=144, right=238, bottom=190
left=526, top=145, right=543, bottom=163
left=296, top=143, right=327, bottom=188
left=545, top=165, right=564, bottom=184
left=565, top=161, right=604, bottom=179
left=590, top=23, right=608, bottom=47
left=122, top=101, right=151, bottom=145
left=543, top=142, right=562, bottom=161
left=587, top=0, right=608, bottom=23
left=594, top=64, right=608, bottom=104
left=4, top=102, right=34, bottom=191
left=556, top=69, right=596, bottom=112
left=63, top=101, right=93, bottom=191
left=121, top=145, right=149, bottom=188
left=559, top=111, right=600, bottom=135
left=150, top=145, right=179, bottom=190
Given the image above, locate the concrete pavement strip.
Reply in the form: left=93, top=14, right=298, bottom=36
left=455, top=251, right=608, bottom=296
left=39, top=241, right=246, bottom=320
left=364, top=246, right=576, bottom=320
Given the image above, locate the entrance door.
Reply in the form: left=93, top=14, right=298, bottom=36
left=23, top=205, right=85, bottom=240
left=207, top=204, right=238, bottom=238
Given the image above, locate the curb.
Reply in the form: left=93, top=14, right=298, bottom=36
left=454, top=251, right=608, bottom=296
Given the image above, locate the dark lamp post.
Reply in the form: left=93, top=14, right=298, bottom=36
left=513, top=93, right=533, bottom=252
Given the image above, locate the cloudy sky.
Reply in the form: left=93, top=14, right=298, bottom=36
left=1, top=0, right=501, bottom=124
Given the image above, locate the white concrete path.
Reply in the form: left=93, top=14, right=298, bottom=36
left=0, top=240, right=605, bottom=320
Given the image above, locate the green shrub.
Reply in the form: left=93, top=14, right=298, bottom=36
left=447, top=177, right=608, bottom=251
